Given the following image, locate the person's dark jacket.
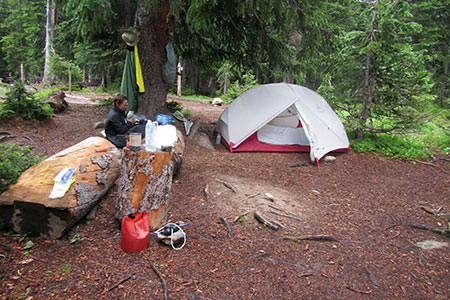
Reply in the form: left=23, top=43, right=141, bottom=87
left=105, top=107, right=133, bottom=148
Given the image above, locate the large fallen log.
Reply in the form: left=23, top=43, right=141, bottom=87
left=0, top=137, right=121, bottom=239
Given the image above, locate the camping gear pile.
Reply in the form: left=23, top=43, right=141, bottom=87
left=120, top=212, right=187, bottom=253
left=144, top=114, right=178, bottom=152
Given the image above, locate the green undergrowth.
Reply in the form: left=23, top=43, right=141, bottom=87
left=0, top=83, right=9, bottom=96
left=350, top=132, right=430, bottom=160
left=350, top=130, right=448, bottom=161
left=34, top=87, right=63, bottom=102
left=349, top=108, right=449, bottom=160
left=0, top=143, right=46, bottom=194
left=0, top=81, right=52, bottom=121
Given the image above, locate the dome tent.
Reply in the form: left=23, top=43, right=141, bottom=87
left=216, top=83, right=350, bottom=163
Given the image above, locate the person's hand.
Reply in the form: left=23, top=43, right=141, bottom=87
left=128, top=117, right=135, bottom=123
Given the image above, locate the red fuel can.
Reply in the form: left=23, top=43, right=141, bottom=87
left=121, top=211, right=149, bottom=253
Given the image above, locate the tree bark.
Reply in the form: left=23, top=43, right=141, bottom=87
left=134, top=0, right=175, bottom=120
left=0, top=137, right=121, bottom=239
left=177, top=56, right=182, bottom=96
left=115, top=133, right=184, bottom=231
left=42, top=0, right=56, bottom=86
left=356, top=0, right=379, bottom=139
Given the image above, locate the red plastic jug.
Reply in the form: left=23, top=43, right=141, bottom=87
left=121, top=212, right=149, bottom=253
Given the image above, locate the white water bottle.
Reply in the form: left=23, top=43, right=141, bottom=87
left=145, top=121, right=158, bottom=152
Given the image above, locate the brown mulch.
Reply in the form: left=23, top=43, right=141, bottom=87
left=0, top=97, right=449, bottom=299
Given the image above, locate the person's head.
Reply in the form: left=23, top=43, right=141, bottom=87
left=113, top=95, right=128, bottom=111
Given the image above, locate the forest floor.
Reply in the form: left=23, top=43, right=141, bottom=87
left=0, top=92, right=449, bottom=299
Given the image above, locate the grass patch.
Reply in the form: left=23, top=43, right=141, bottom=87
left=98, top=97, right=114, bottom=107
left=350, top=132, right=431, bottom=160
left=168, top=93, right=211, bottom=103
left=183, top=108, right=193, bottom=117
left=412, top=121, right=450, bottom=155
left=34, top=87, right=63, bottom=102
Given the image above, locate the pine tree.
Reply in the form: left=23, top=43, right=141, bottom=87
left=324, top=0, right=434, bottom=138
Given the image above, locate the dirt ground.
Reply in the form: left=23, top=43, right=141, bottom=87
left=0, top=93, right=449, bottom=299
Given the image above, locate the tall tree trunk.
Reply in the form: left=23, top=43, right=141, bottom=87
left=177, top=56, right=182, bottom=97
left=42, top=0, right=56, bottom=86
left=223, top=73, right=228, bottom=95
left=356, top=0, right=378, bottom=140
left=134, top=0, right=175, bottom=120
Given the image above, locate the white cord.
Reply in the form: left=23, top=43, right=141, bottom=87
left=155, top=223, right=187, bottom=250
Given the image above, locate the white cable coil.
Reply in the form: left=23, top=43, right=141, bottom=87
left=154, top=223, right=187, bottom=250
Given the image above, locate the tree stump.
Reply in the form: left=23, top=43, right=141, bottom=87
left=45, top=91, right=68, bottom=113
left=116, top=132, right=184, bottom=231
left=0, top=137, right=121, bottom=239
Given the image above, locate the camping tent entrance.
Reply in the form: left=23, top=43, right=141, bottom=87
left=222, top=132, right=311, bottom=153
left=221, top=121, right=348, bottom=153
left=220, top=130, right=349, bottom=153
left=222, top=111, right=312, bottom=152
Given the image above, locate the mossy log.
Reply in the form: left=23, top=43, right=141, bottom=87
left=116, top=131, right=184, bottom=231
left=0, top=137, right=121, bottom=239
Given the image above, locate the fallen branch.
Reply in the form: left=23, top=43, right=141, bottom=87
left=233, top=212, right=249, bottom=223
left=383, top=223, right=400, bottom=231
left=268, top=205, right=285, bottom=212
left=286, top=162, right=310, bottom=168
left=268, top=209, right=302, bottom=222
left=22, top=135, right=34, bottom=142
left=284, top=235, right=340, bottom=242
left=419, top=205, right=436, bottom=215
left=412, top=159, right=438, bottom=168
left=364, top=267, right=380, bottom=287
left=407, top=246, right=428, bottom=263
left=408, top=222, right=450, bottom=236
left=346, top=286, right=372, bottom=294
left=246, top=192, right=261, bottom=199
left=254, top=210, right=279, bottom=230
left=271, top=220, right=290, bottom=230
left=216, top=179, right=237, bottom=193
left=0, top=135, right=16, bottom=142
left=108, top=273, right=135, bottom=291
left=219, top=217, right=232, bottom=236
left=150, top=263, right=168, bottom=300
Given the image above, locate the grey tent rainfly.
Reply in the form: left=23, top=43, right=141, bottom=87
left=216, top=83, right=350, bottom=168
